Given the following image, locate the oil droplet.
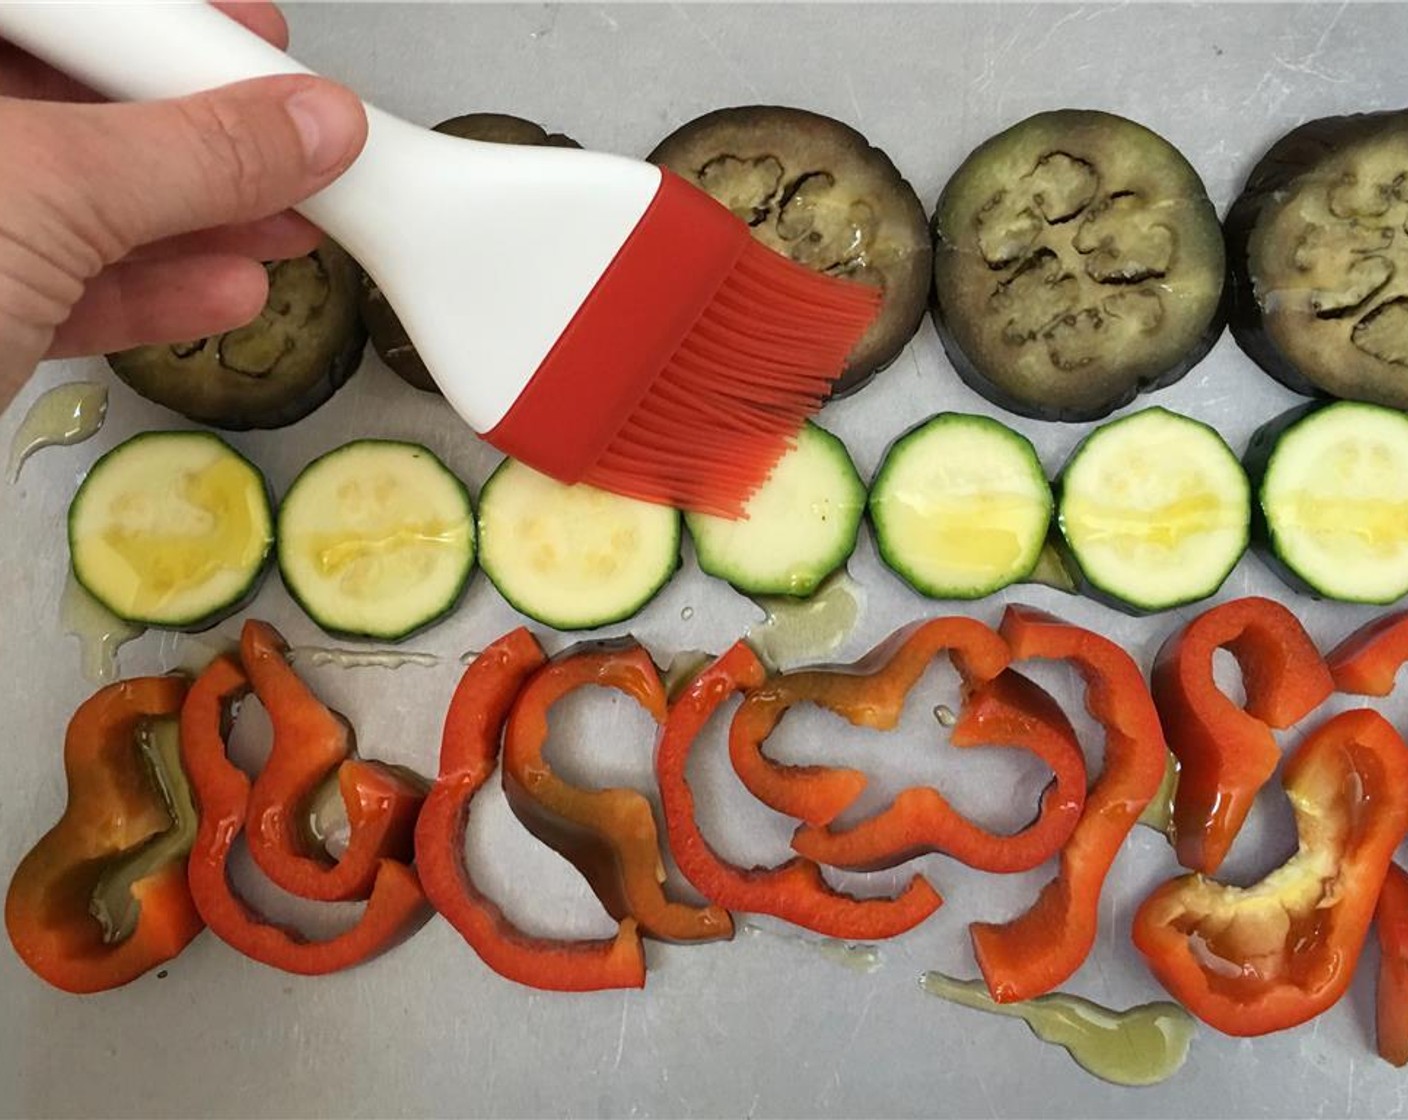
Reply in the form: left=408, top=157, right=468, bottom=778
left=459, top=649, right=481, bottom=664
left=306, top=775, right=352, bottom=859
left=8, top=382, right=107, bottom=482
left=662, top=649, right=712, bottom=701
left=1024, top=538, right=1078, bottom=593
left=60, top=573, right=144, bottom=683
left=918, top=972, right=1195, bottom=1087
left=162, top=631, right=237, bottom=676
left=287, top=646, right=440, bottom=670
left=681, top=606, right=695, bottom=621
left=1137, top=751, right=1180, bottom=840
left=933, top=704, right=957, bottom=727
left=746, top=571, right=863, bottom=671
left=740, top=921, right=883, bottom=973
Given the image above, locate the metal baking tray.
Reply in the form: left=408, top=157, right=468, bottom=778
left=4, top=4, right=1408, bottom=1116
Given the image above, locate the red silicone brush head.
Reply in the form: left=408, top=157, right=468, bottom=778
left=484, top=171, right=882, bottom=517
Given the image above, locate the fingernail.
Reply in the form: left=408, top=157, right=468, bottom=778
left=286, top=86, right=363, bottom=175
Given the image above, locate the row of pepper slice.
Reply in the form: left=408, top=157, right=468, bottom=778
left=9, top=600, right=1408, bottom=1065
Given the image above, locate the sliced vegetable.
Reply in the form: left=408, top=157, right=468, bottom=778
left=649, top=105, right=931, bottom=396
left=240, top=621, right=425, bottom=903
left=1133, top=708, right=1408, bottom=1036
left=1057, top=407, right=1249, bottom=613
left=109, top=241, right=365, bottom=429
left=792, top=669, right=1086, bottom=874
left=181, top=655, right=428, bottom=975
left=5, top=677, right=202, bottom=993
left=869, top=413, right=1052, bottom=600
left=932, top=110, right=1225, bottom=421
left=656, top=642, right=943, bottom=939
left=501, top=641, right=730, bottom=943
left=971, top=606, right=1168, bottom=1003
left=277, top=440, right=475, bottom=640
left=477, top=458, right=680, bottom=631
left=415, top=628, right=646, bottom=990
left=1151, top=597, right=1333, bottom=874
left=361, top=115, right=579, bottom=393
left=1227, top=110, right=1408, bottom=408
left=1328, top=608, right=1408, bottom=695
left=686, top=422, right=864, bottom=597
left=1376, top=863, right=1408, bottom=1067
left=69, top=431, right=273, bottom=629
left=730, top=616, right=1011, bottom=826
left=1247, top=401, right=1408, bottom=603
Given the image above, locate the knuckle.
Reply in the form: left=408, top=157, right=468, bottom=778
left=177, top=95, right=271, bottom=217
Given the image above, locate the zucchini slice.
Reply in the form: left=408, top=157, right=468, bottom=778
left=1247, top=401, right=1408, bottom=603
left=478, top=459, right=680, bottom=630
left=360, top=114, right=580, bottom=394
left=932, top=110, right=1225, bottom=421
left=685, top=422, right=864, bottom=597
left=109, top=240, right=365, bottom=430
left=277, top=440, right=475, bottom=640
left=1057, top=408, right=1249, bottom=613
left=869, top=413, right=1052, bottom=599
left=648, top=105, right=932, bottom=397
left=68, top=431, right=273, bottom=629
left=1228, top=110, right=1408, bottom=408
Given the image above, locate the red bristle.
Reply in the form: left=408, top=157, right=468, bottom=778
left=580, top=238, right=882, bottom=515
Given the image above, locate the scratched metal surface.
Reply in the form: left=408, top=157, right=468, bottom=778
left=3, top=2, right=1408, bottom=1117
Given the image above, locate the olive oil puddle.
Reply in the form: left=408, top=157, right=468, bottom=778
left=740, top=921, right=882, bottom=974
left=746, top=572, right=863, bottom=671
left=287, top=646, right=441, bottom=670
left=61, top=574, right=144, bottom=683
left=1137, top=751, right=1180, bottom=839
left=919, top=972, right=1195, bottom=1087
left=8, top=382, right=107, bottom=482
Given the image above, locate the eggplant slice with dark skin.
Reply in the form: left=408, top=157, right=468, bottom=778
left=932, top=110, right=1225, bottom=422
left=109, top=240, right=365, bottom=430
left=361, top=113, right=580, bottom=393
left=1227, top=110, right=1408, bottom=409
left=648, top=106, right=931, bottom=397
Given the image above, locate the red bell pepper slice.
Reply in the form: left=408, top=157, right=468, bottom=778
left=656, top=642, right=942, bottom=940
left=415, top=629, right=646, bottom=990
left=729, top=617, right=1011, bottom=827
left=501, top=640, right=732, bottom=944
left=970, top=605, right=1168, bottom=1003
left=5, top=677, right=203, bottom=993
left=1328, top=609, right=1408, bottom=697
left=1151, top=596, right=1333, bottom=875
left=241, top=620, right=424, bottom=902
left=1376, top=862, right=1408, bottom=1066
left=1133, top=708, right=1408, bottom=1036
left=181, top=655, right=428, bottom=975
left=791, top=669, right=1085, bottom=874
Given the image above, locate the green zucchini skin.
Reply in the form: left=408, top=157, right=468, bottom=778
left=648, top=105, right=932, bottom=398
left=360, top=114, right=580, bottom=394
left=68, top=431, right=274, bottom=631
left=932, top=109, right=1225, bottom=422
left=109, top=242, right=366, bottom=431
left=1226, top=110, right=1408, bottom=407
left=1054, top=408, right=1249, bottom=616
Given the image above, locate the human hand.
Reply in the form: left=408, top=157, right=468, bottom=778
left=0, top=1, right=367, bottom=407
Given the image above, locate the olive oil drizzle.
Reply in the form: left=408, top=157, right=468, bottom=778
left=919, top=971, right=1195, bottom=1087
left=746, top=571, right=863, bottom=671
left=60, top=573, right=144, bottom=684
left=8, top=382, right=107, bottom=483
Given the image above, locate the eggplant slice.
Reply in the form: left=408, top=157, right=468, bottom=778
left=932, top=110, right=1225, bottom=422
left=109, top=240, right=364, bottom=430
left=649, top=106, right=931, bottom=397
left=361, top=113, right=580, bottom=393
left=1228, top=110, right=1408, bottom=409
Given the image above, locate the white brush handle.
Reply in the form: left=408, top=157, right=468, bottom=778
left=0, top=1, right=663, bottom=431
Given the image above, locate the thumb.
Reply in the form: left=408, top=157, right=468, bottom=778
left=34, top=75, right=366, bottom=258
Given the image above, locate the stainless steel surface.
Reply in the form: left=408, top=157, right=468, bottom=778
left=4, top=4, right=1408, bottom=1117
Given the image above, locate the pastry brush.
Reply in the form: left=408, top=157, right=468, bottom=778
left=0, top=2, right=881, bottom=516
